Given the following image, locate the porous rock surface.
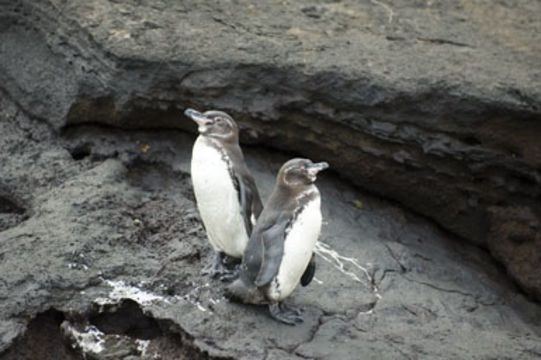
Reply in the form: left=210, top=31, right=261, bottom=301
left=1, top=0, right=541, bottom=358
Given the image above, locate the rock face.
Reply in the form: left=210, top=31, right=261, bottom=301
left=1, top=92, right=541, bottom=359
left=1, top=0, right=541, bottom=358
left=1, top=0, right=540, bottom=300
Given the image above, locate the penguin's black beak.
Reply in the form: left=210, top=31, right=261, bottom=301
left=184, top=108, right=214, bottom=127
left=306, top=162, right=329, bottom=177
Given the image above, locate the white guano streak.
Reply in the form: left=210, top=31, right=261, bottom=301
left=315, top=240, right=377, bottom=295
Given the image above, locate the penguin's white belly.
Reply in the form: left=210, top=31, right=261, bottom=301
left=269, top=196, right=321, bottom=301
left=191, top=137, right=248, bottom=258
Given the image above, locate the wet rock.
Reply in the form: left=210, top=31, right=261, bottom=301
left=1, top=0, right=541, bottom=299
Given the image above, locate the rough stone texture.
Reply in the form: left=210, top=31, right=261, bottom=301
left=1, top=91, right=541, bottom=359
left=1, top=0, right=540, bottom=300
left=1, top=0, right=541, bottom=358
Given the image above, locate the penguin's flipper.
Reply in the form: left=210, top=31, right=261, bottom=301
left=300, top=252, right=316, bottom=287
left=236, top=174, right=262, bottom=234
left=235, top=174, right=251, bottom=233
left=254, top=220, right=288, bottom=287
left=247, top=176, right=263, bottom=220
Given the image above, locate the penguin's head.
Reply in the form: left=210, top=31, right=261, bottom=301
left=279, top=158, right=329, bottom=188
left=184, top=108, right=239, bottom=142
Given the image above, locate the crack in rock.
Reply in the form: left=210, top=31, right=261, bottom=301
left=402, top=275, right=476, bottom=298
left=383, top=243, right=408, bottom=273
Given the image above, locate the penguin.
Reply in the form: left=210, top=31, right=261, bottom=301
left=185, top=108, right=263, bottom=280
left=226, top=158, right=329, bottom=325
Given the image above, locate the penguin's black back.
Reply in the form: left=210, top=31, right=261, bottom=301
left=241, top=182, right=318, bottom=287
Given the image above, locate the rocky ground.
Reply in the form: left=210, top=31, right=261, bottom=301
left=1, top=0, right=541, bottom=301
left=1, top=0, right=541, bottom=359
left=1, top=90, right=541, bottom=359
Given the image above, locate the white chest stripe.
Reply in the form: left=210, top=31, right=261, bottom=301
left=269, top=196, right=321, bottom=301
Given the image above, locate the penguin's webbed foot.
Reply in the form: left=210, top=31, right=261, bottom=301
left=201, top=252, right=238, bottom=282
left=280, top=302, right=304, bottom=316
left=269, top=302, right=304, bottom=325
left=217, top=267, right=239, bottom=282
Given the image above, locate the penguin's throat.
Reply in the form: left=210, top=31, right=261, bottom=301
left=198, top=125, right=210, bottom=133
left=296, top=187, right=318, bottom=202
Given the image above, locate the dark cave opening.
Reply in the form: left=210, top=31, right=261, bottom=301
left=89, top=299, right=162, bottom=340
left=0, top=309, right=82, bottom=360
